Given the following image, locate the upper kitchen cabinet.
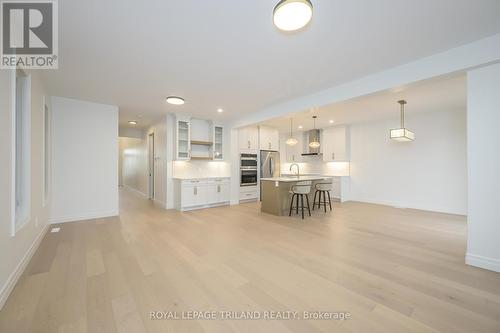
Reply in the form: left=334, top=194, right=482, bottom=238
left=238, top=126, right=259, bottom=150
left=175, top=116, right=191, bottom=160
left=322, top=125, right=350, bottom=162
left=259, top=126, right=279, bottom=151
left=212, top=123, right=224, bottom=160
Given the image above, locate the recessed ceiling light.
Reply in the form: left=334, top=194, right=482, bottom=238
left=329, top=120, right=334, bottom=124
left=273, top=0, right=313, bottom=32
left=217, top=108, right=223, bottom=113
left=166, top=96, right=185, bottom=105
left=298, top=125, right=303, bottom=129
left=128, top=121, right=138, bottom=125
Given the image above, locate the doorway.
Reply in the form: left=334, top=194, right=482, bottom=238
left=148, top=132, right=155, bottom=200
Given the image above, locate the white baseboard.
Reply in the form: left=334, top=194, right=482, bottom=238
left=50, top=210, right=119, bottom=224
left=123, top=185, right=147, bottom=197
left=0, top=223, right=49, bottom=310
left=466, top=253, right=500, bottom=273
left=350, top=197, right=466, bottom=216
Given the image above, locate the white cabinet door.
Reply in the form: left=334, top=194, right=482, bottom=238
left=176, top=119, right=191, bottom=160
left=247, top=127, right=259, bottom=149
left=218, top=183, right=230, bottom=202
left=181, top=185, right=197, bottom=207
left=205, top=184, right=219, bottom=205
left=322, top=126, right=349, bottom=162
left=213, top=125, right=224, bottom=160
left=238, top=126, right=259, bottom=150
left=332, top=178, right=341, bottom=199
left=259, top=126, right=279, bottom=150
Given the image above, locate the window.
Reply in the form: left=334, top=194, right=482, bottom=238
left=13, top=69, right=31, bottom=235
left=43, top=101, right=51, bottom=205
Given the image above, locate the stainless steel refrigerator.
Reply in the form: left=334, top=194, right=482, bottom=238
left=260, top=150, right=280, bottom=179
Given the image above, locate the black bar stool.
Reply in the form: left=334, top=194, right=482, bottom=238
left=313, top=182, right=332, bottom=212
left=288, top=181, right=312, bottom=219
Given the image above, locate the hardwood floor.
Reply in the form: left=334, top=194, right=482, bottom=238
left=1, top=188, right=500, bottom=332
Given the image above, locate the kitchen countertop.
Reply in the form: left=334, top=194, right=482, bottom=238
left=173, top=176, right=230, bottom=180
left=260, top=175, right=333, bottom=182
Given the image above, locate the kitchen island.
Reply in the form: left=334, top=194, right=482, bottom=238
left=260, top=176, right=333, bottom=216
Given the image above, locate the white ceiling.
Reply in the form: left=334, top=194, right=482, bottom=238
left=41, top=0, right=500, bottom=129
left=257, top=74, right=466, bottom=132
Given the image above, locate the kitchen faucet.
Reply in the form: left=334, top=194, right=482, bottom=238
left=289, top=163, right=300, bottom=178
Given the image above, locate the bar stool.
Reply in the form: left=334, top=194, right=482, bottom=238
left=313, top=181, right=333, bottom=212
left=289, top=181, right=312, bottom=219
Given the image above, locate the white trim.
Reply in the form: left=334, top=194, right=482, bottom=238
left=42, top=96, right=51, bottom=208
left=10, top=69, right=16, bottom=237
left=50, top=211, right=119, bottom=224
left=0, top=223, right=49, bottom=310
left=466, top=253, right=500, bottom=273
left=123, top=185, right=147, bottom=197
left=153, top=198, right=167, bottom=209
left=348, top=198, right=466, bottom=216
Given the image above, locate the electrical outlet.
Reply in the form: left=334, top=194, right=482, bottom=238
left=51, top=227, right=60, bottom=233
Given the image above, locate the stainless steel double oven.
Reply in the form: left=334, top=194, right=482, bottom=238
left=240, top=153, right=258, bottom=186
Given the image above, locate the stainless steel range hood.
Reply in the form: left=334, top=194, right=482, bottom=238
left=301, top=129, right=321, bottom=156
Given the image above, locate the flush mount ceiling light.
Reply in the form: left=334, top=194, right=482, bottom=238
left=329, top=120, right=334, bottom=124
left=309, top=116, right=320, bottom=148
left=166, top=96, right=185, bottom=105
left=273, top=0, right=313, bottom=32
left=298, top=125, right=303, bottom=129
left=217, top=108, right=224, bottom=113
left=390, top=100, right=415, bottom=142
left=128, top=120, right=138, bottom=125
left=286, top=118, right=298, bottom=146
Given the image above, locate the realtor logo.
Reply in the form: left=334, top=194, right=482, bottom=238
left=1, top=0, right=58, bottom=69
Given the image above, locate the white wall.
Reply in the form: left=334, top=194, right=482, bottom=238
left=0, top=69, right=50, bottom=309
left=348, top=109, right=467, bottom=215
left=147, top=116, right=168, bottom=208
left=50, top=97, right=119, bottom=223
left=466, top=63, right=500, bottom=273
left=119, top=137, right=148, bottom=195
left=280, top=109, right=467, bottom=215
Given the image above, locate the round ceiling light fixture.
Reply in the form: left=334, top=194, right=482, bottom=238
left=166, top=96, right=185, bottom=105
left=217, top=108, right=224, bottom=113
left=128, top=120, right=138, bottom=125
left=273, top=0, right=313, bottom=32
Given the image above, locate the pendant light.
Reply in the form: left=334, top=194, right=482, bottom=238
left=286, top=118, right=298, bottom=146
left=390, top=100, right=415, bottom=141
left=273, top=0, right=313, bottom=32
left=309, top=116, right=320, bottom=148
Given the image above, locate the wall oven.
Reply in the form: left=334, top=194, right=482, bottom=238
left=240, top=153, right=258, bottom=186
left=240, top=170, right=258, bottom=186
left=240, top=153, right=258, bottom=169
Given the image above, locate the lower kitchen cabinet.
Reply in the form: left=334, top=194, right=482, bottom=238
left=174, top=178, right=230, bottom=211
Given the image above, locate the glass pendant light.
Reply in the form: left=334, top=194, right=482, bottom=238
left=273, top=0, right=313, bottom=32
left=390, top=100, right=415, bottom=142
left=309, top=116, right=320, bottom=148
left=286, top=118, right=298, bottom=146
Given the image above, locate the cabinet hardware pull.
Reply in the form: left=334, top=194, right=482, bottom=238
left=332, top=153, right=335, bottom=160
left=194, top=187, right=197, bottom=195
left=217, top=185, right=220, bottom=193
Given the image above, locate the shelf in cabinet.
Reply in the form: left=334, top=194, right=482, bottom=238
left=190, top=156, right=213, bottom=160
left=191, top=140, right=213, bottom=146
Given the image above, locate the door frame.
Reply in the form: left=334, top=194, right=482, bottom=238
left=148, top=132, right=155, bottom=200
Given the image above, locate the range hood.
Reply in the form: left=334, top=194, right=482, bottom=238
left=301, top=129, right=321, bottom=156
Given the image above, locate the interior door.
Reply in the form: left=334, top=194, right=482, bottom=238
left=148, top=133, right=155, bottom=199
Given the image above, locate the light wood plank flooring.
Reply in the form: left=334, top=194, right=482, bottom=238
left=1, top=188, right=500, bottom=333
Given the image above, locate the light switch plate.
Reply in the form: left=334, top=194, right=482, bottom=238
left=50, top=227, right=60, bottom=233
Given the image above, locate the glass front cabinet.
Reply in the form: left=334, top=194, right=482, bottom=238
left=212, top=125, right=224, bottom=160
left=176, top=119, right=191, bottom=160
